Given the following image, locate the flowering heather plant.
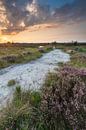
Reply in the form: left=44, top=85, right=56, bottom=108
left=40, top=66, right=86, bottom=130
left=0, top=66, right=86, bottom=130
left=70, top=53, right=86, bottom=68
left=60, top=66, right=86, bottom=76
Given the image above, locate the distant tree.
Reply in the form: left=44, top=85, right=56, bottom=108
left=74, top=41, right=78, bottom=46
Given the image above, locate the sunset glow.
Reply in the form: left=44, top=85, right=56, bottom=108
left=0, top=0, right=86, bottom=43
left=0, top=35, right=12, bottom=43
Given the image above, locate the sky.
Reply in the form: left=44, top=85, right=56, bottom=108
left=0, top=0, right=86, bottom=43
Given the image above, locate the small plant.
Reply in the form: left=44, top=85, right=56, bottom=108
left=30, top=91, right=41, bottom=107
left=15, top=85, right=21, bottom=97
left=58, top=62, right=64, bottom=67
left=13, top=85, right=22, bottom=107
left=7, top=79, right=16, bottom=86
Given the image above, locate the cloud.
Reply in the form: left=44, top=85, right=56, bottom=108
left=0, top=0, right=31, bottom=34
left=0, top=0, right=51, bottom=34
left=0, top=0, right=86, bottom=35
left=53, top=0, right=86, bottom=23
left=27, top=23, right=59, bottom=32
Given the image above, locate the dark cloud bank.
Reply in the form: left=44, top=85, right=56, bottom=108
left=0, top=0, right=86, bottom=35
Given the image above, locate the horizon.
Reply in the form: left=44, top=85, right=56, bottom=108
left=0, top=0, right=86, bottom=43
left=0, top=41, right=86, bottom=45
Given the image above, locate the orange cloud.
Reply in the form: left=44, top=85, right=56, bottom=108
left=27, top=23, right=59, bottom=32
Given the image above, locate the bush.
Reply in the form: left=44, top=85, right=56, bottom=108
left=40, top=66, right=86, bottom=130
left=7, top=79, right=16, bottom=86
left=0, top=60, right=8, bottom=68
left=70, top=53, right=86, bottom=68
left=75, top=47, right=86, bottom=53
left=2, top=55, right=17, bottom=63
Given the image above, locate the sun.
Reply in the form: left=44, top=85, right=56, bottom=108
left=0, top=35, right=12, bottom=43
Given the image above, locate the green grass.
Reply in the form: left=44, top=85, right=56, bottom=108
left=55, top=45, right=86, bottom=68
left=0, top=45, right=53, bottom=69
left=67, top=46, right=86, bottom=68
left=0, top=87, right=42, bottom=129
left=0, top=47, right=42, bottom=68
left=74, top=47, right=86, bottom=52
left=69, top=53, right=86, bottom=68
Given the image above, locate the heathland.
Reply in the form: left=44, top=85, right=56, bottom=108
left=0, top=43, right=86, bottom=130
left=0, top=44, right=52, bottom=68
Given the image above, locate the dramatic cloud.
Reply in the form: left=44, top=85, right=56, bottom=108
left=0, top=0, right=86, bottom=35
left=53, top=0, right=86, bottom=23
left=27, top=23, right=59, bottom=32
left=0, top=0, right=51, bottom=34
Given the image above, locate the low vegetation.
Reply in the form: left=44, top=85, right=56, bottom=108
left=0, top=45, right=86, bottom=130
left=69, top=53, right=86, bottom=68
left=7, top=79, right=16, bottom=86
left=0, top=45, right=52, bottom=69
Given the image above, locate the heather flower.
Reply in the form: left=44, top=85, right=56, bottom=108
left=41, top=66, right=86, bottom=130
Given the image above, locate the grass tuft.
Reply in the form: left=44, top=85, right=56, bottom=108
left=7, top=79, right=16, bottom=86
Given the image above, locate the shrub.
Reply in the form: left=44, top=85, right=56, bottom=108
left=40, top=66, right=86, bottom=130
left=7, top=79, right=16, bottom=86
left=69, top=53, right=86, bottom=68
left=2, top=55, right=17, bottom=63
left=75, top=47, right=86, bottom=53
left=0, top=60, right=8, bottom=68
